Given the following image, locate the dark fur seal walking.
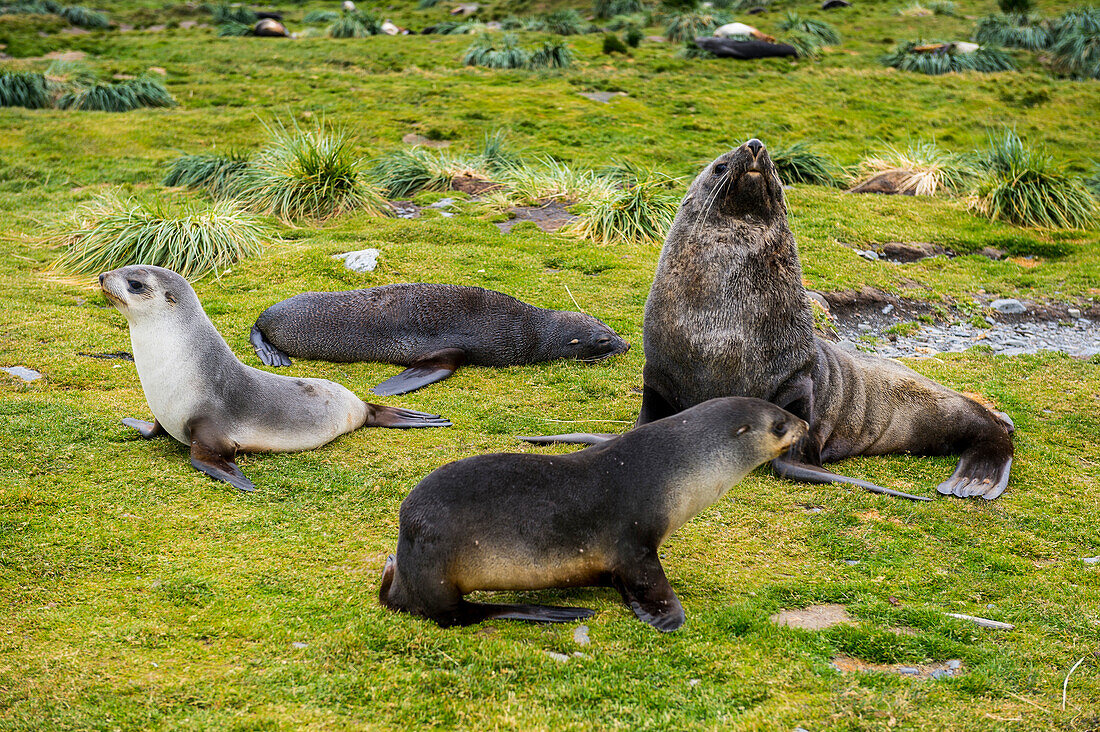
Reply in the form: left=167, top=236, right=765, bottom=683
left=249, top=284, right=630, bottom=395
left=528, top=140, right=1014, bottom=501
left=380, top=397, right=805, bottom=630
left=101, top=266, right=450, bottom=492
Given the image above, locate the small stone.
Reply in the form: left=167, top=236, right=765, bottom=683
left=1068, top=308, right=1082, bottom=318
left=545, top=651, right=570, bottom=662
left=897, top=667, right=919, bottom=675
left=333, top=248, right=380, bottom=273
left=844, top=560, right=860, bottom=566
left=857, top=249, right=879, bottom=261
left=946, top=659, right=962, bottom=670
left=930, top=669, right=952, bottom=679
left=292, top=641, right=308, bottom=649
left=979, top=247, right=1004, bottom=260
left=882, top=304, right=894, bottom=315
left=807, top=291, right=830, bottom=313
left=2, top=366, right=42, bottom=381
left=1082, top=556, right=1100, bottom=564
left=578, top=91, right=626, bottom=103
left=984, top=316, right=995, bottom=325
left=428, top=198, right=456, bottom=209
left=857, top=324, right=872, bottom=331
left=572, top=651, right=587, bottom=658
left=689, top=678, right=701, bottom=687
left=991, top=298, right=1026, bottom=315
left=572, top=625, right=590, bottom=646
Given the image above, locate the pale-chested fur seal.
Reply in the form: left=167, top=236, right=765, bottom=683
left=101, top=266, right=450, bottom=492
left=528, top=140, right=1014, bottom=501
left=249, top=284, right=630, bottom=396
left=380, top=397, right=805, bottom=630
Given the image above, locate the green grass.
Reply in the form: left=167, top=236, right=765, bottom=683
left=1, top=2, right=1100, bottom=727
left=55, top=193, right=267, bottom=278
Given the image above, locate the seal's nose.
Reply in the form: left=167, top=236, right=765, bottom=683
left=745, top=138, right=764, bottom=157
left=98, top=273, right=105, bottom=285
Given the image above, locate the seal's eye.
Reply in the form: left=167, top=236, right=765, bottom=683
left=714, top=163, right=729, bottom=176
left=127, top=280, right=144, bottom=292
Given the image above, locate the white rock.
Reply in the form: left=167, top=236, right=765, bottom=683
left=333, top=248, right=380, bottom=273
left=380, top=20, right=400, bottom=35
left=545, top=651, right=570, bottom=662
left=572, top=625, right=590, bottom=645
left=2, top=366, right=42, bottom=381
left=991, top=298, right=1026, bottom=314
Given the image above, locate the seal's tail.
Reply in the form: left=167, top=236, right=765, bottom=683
left=519, top=433, right=618, bottom=446
left=249, top=325, right=293, bottom=368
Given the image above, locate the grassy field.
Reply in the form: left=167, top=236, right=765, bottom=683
left=2, top=0, right=1100, bottom=728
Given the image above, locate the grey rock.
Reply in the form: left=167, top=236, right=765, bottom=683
left=579, top=91, right=626, bottom=103
left=573, top=625, right=590, bottom=646
left=807, top=291, right=830, bottom=313
left=844, top=560, right=860, bottom=566
left=857, top=324, right=872, bottom=331
left=292, top=641, right=308, bottom=649
left=2, top=366, right=42, bottom=381
left=1068, top=308, right=1082, bottom=318
left=946, top=659, right=962, bottom=670
left=1082, top=556, right=1100, bottom=564
left=991, top=298, right=1026, bottom=315
left=545, top=651, right=570, bottom=662
left=333, top=248, right=380, bottom=273
left=930, top=669, right=952, bottom=679
left=856, top=249, right=879, bottom=261
left=428, top=197, right=456, bottom=209
left=898, top=667, right=919, bottom=675
left=945, top=613, right=1014, bottom=630
left=689, top=678, right=701, bottom=687
left=882, top=304, right=894, bottom=315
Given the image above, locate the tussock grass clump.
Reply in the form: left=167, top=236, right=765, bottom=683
left=57, top=195, right=266, bottom=279
left=880, top=41, right=1016, bottom=74
left=969, top=130, right=1099, bottom=229
left=303, top=9, right=339, bottom=23
left=593, top=0, right=647, bottom=19
left=972, top=13, right=1050, bottom=50
left=768, top=141, right=843, bottom=186
left=498, top=158, right=616, bottom=206
left=163, top=152, right=252, bottom=197
left=0, top=1, right=108, bottom=27
left=530, top=39, right=574, bottom=68
left=526, top=9, right=590, bottom=35
left=855, top=140, right=977, bottom=196
left=205, top=2, right=255, bottom=24
left=785, top=30, right=824, bottom=58
left=237, top=120, right=387, bottom=221
left=57, top=76, right=175, bottom=112
left=1047, top=7, right=1100, bottom=79
left=328, top=9, right=381, bottom=38
left=778, top=12, right=840, bottom=44
left=0, top=70, right=51, bottom=109
left=463, top=33, right=529, bottom=68
left=217, top=20, right=253, bottom=36
left=663, top=9, right=731, bottom=42
left=370, top=131, right=517, bottom=198
left=563, top=172, right=679, bottom=246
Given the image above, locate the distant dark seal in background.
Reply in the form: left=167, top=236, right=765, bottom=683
left=250, top=284, right=631, bottom=396
left=693, top=37, right=798, bottom=59
left=640, top=139, right=1014, bottom=499
left=380, top=397, right=805, bottom=630
left=527, top=140, right=1014, bottom=501
left=101, top=266, right=450, bottom=492
left=253, top=18, right=290, bottom=36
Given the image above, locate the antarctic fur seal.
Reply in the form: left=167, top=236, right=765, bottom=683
left=380, top=397, right=805, bottom=630
left=249, top=284, right=630, bottom=395
left=101, top=266, right=450, bottom=492
left=527, top=140, right=1014, bottom=501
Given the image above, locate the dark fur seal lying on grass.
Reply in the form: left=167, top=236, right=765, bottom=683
left=101, top=266, right=450, bottom=492
left=528, top=140, right=1014, bottom=501
left=380, top=397, right=804, bottom=630
left=250, top=283, right=630, bottom=396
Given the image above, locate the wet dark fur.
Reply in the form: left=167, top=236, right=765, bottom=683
left=254, top=284, right=629, bottom=366
left=380, top=397, right=804, bottom=630
left=640, top=140, right=1014, bottom=499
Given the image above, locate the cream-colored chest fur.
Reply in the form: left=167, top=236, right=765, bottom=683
left=128, top=318, right=205, bottom=444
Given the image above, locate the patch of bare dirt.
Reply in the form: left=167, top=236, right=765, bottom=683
left=770, top=604, right=854, bottom=630
left=495, top=201, right=577, bottom=234
left=451, top=175, right=498, bottom=196
left=832, top=655, right=963, bottom=679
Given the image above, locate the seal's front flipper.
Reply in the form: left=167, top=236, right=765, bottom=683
left=250, top=325, right=292, bottom=368
left=188, top=422, right=254, bottom=492
left=519, top=433, right=618, bottom=445
left=122, top=417, right=167, bottom=439
left=772, top=456, right=931, bottom=502
left=371, top=348, right=467, bottom=396
left=937, top=449, right=1012, bottom=501
left=612, top=553, right=685, bottom=632
left=366, top=404, right=452, bottom=429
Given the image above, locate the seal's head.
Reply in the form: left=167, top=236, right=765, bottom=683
left=99, top=265, right=193, bottom=323
left=553, top=312, right=631, bottom=362
left=682, top=138, right=786, bottom=228
left=705, top=396, right=808, bottom=462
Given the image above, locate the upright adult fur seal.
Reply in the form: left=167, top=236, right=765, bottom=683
left=380, top=397, right=805, bottom=630
left=248, top=284, right=630, bottom=395
left=101, top=266, right=450, bottom=492
left=528, top=140, right=1014, bottom=501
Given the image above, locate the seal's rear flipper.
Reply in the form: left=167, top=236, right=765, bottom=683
left=366, top=404, right=452, bottom=429
left=371, top=348, right=467, bottom=396
left=484, top=603, right=596, bottom=624
left=250, top=325, right=292, bottom=368
left=122, top=417, right=167, bottom=439
left=519, top=433, right=618, bottom=445
left=937, top=451, right=1012, bottom=500
left=771, top=456, right=931, bottom=502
